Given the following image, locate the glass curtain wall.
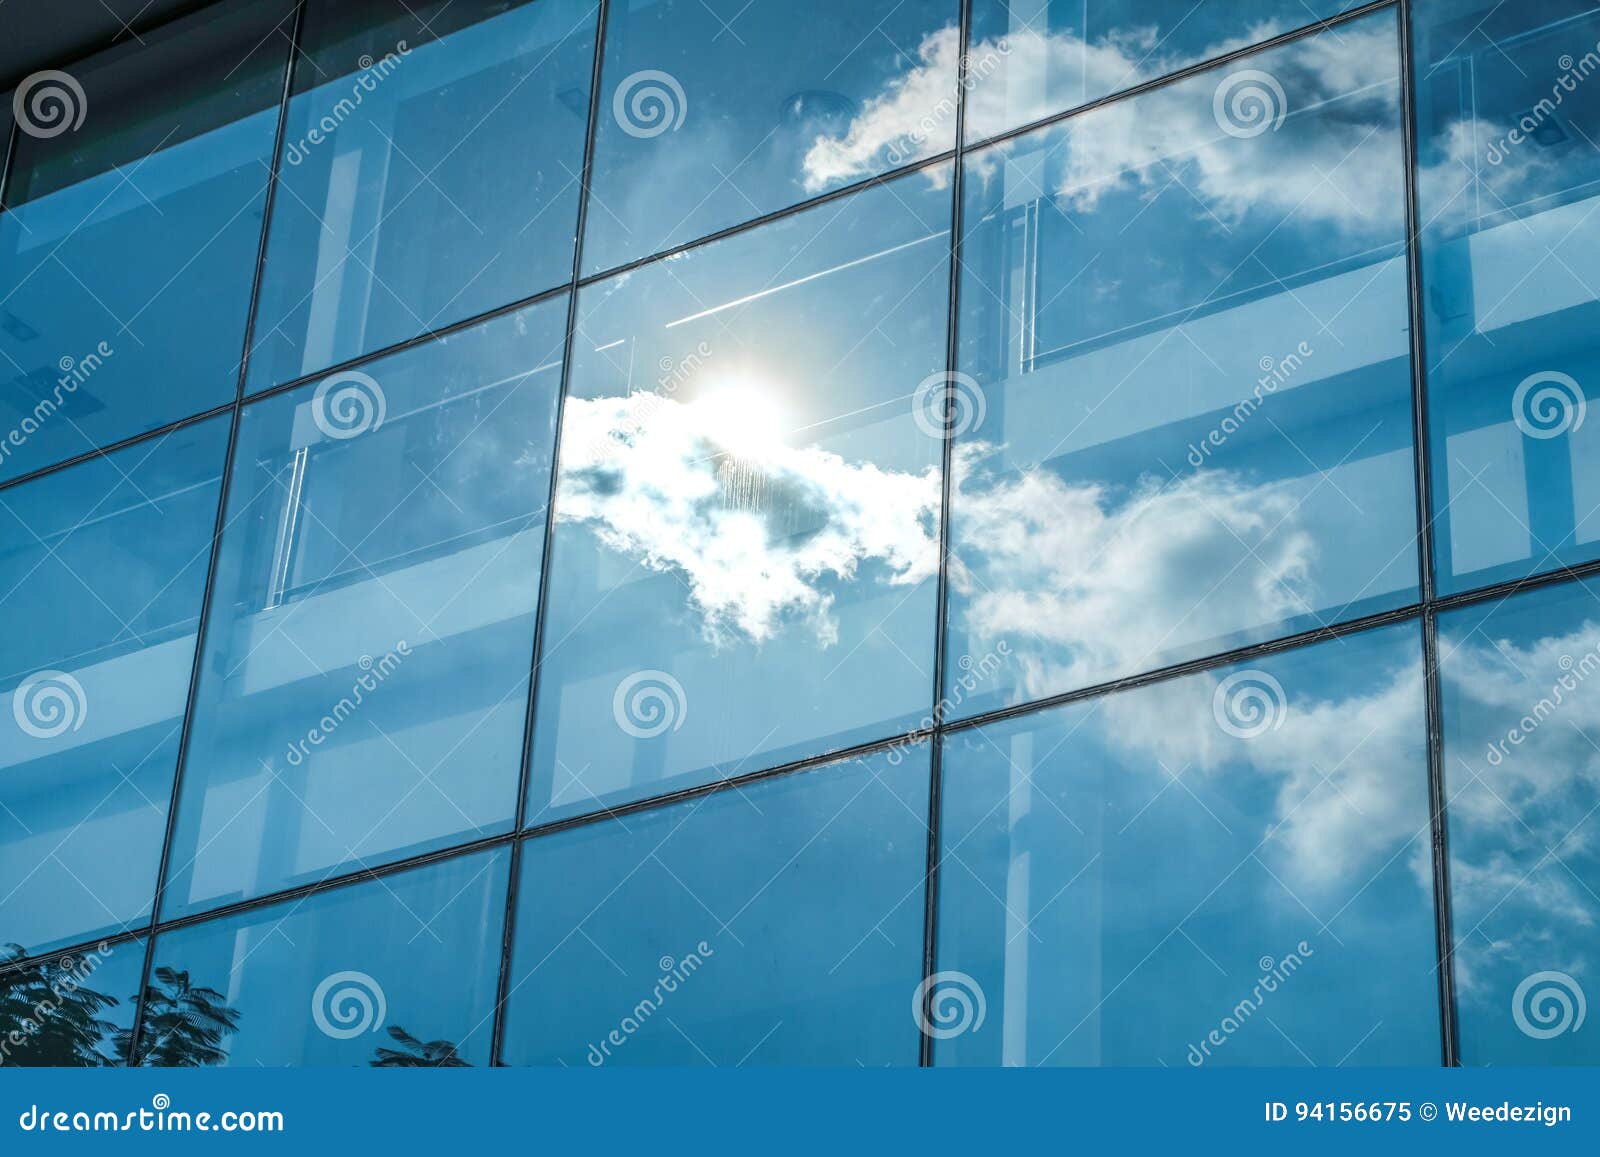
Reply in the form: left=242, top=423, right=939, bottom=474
left=2, top=0, right=1597, bottom=1069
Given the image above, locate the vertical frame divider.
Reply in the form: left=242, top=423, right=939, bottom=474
left=921, top=0, right=975, bottom=1070
left=491, top=0, right=613, bottom=1068
left=125, top=0, right=309, bottom=1065
left=1395, top=0, right=1461, bottom=1067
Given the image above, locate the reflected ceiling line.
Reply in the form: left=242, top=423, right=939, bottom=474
left=661, top=231, right=946, bottom=329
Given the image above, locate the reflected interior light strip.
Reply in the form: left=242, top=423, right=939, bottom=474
left=293, top=358, right=566, bottom=440
left=662, top=231, right=946, bottom=328
left=8, top=475, right=224, bottom=544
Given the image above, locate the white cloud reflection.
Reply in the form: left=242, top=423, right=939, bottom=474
left=803, top=21, right=1404, bottom=237
left=1438, top=622, right=1600, bottom=999
left=553, top=392, right=940, bottom=646
left=800, top=25, right=961, bottom=192
left=550, top=390, right=1316, bottom=674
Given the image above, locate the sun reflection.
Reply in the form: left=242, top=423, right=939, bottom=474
left=692, top=382, right=790, bottom=457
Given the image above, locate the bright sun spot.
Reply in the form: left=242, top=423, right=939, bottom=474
left=692, top=383, right=790, bottom=456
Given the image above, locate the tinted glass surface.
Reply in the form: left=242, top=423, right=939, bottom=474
left=945, top=14, right=1418, bottom=718
left=0, top=419, right=227, bottom=954
left=936, top=624, right=1440, bottom=1065
left=1440, top=578, right=1600, bottom=1065
left=1413, top=0, right=1600, bottom=594
left=582, top=0, right=960, bottom=274
left=0, top=0, right=293, bottom=481
left=141, top=849, right=506, bottom=1066
left=504, top=747, right=929, bottom=1066
left=528, top=168, right=951, bottom=823
left=0, top=939, right=145, bottom=1067
left=966, top=0, right=1363, bottom=141
left=164, top=300, right=565, bottom=918
left=246, top=0, right=597, bottom=392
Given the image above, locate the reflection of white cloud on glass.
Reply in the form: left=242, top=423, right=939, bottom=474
left=552, top=389, right=1325, bottom=681
left=552, top=392, right=940, bottom=646
left=1037, top=21, right=1401, bottom=231
left=951, top=457, right=1316, bottom=696
left=1091, top=649, right=1429, bottom=907
left=800, top=25, right=961, bottom=192
left=1440, top=623, right=1600, bottom=1000
left=806, top=22, right=1404, bottom=237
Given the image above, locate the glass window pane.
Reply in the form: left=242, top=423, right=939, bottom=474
left=527, top=169, right=951, bottom=824
left=163, top=299, right=566, bottom=919
left=965, top=0, right=1364, bottom=142
left=1413, top=1, right=1600, bottom=595
left=945, top=14, right=1418, bottom=720
left=1440, top=578, right=1600, bottom=1065
left=504, top=746, right=929, bottom=1066
left=0, top=0, right=293, bottom=482
left=1, top=418, right=228, bottom=955
left=936, top=624, right=1440, bottom=1066
left=581, top=0, right=960, bottom=274
left=245, top=0, right=598, bottom=393
left=0, top=938, right=145, bottom=1067
left=139, top=849, right=506, bottom=1066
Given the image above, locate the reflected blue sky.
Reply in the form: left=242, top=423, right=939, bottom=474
left=582, top=0, right=960, bottom=274
left=946, top=11, right=1418, bottom=717
left=937, top=624, right=1439, bottom=1066
left=0, top=0, right=292, bottom=482
left=527, top=165, right=952, bottom=823
left=8, top=0, right=1600, bottom=1074
left=246, top=0, right=598, bottom=393
left=144, top=849, right=506, bottom=1066
left=1440, top=578, right=1600, bottom=1066
left=1414, top=0, right=1600, bottom=594
left=0, top=419, right=227, bottom=955
left=505, top=747, right=928, bottom=1066
left=965, top=0, right=1364, bottom=141
left=164, top=299, right=566, bottom=919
